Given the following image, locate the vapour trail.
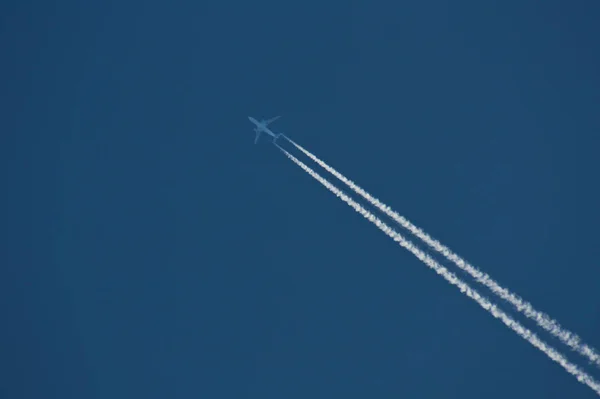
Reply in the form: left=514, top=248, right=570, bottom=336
left=276, top=144, right=600, bottom=396
left=282, top=136, right=600, bottom=368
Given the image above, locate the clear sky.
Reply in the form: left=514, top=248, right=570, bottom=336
left=2, top=0, right=600, bottom=398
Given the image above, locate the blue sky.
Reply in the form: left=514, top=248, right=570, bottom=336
left=2, top=0, right=600, bottom=398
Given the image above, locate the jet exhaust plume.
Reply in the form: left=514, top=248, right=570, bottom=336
left=282, top=136, right=600, bottom=368
left=276, top=144, right=600, bottom=396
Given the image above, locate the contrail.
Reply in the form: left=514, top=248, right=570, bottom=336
left=276, top=144, right=600, bottom=395
left=282, top=136, right=600, bottom=368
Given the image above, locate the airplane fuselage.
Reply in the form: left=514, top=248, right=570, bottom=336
left=248, top=116, right=278, bottom=139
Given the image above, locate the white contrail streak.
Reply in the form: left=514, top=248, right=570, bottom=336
left=276, top=144, right=600, bottom=396
left=283, top=136, right=600, bottom=368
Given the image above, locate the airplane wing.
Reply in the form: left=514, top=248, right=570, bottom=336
left=264, top=115, right=281, bottom=125
left=254, top=131, right=261, bottom=144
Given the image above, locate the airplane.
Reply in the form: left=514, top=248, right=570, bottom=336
left=248, top=116, right=282, bottom=144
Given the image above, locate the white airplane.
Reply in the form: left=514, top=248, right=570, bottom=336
left=248, top=116, right=282, bottom=144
